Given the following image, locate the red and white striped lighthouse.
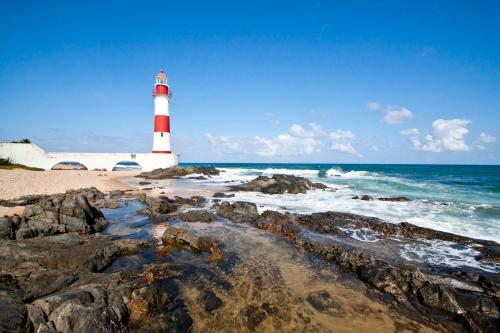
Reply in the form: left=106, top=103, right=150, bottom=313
left=152, top=70, right=172, bottom=154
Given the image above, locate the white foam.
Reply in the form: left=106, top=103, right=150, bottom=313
left=399, top=239, right=499, bottom=273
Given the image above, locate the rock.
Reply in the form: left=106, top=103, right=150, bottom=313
left=162, top=228, right=223, bottom=261
left=378, top=196, right=410, bottom=202
left=215, top=201, right=259, bottom=223
left=306, top=291, right=344, bottom=316
left=187, top=176, right=208, bottom=180
left=200, top=289, right=222, bottom=312
left=212, top=192, right=235, bottom=198
left=137, top=166, right=221, bottom=179
left=109, top=189, right=124, bottom=197
left=144, top=196, right=177, bottom=215
left=230, top=174, right=327, bottom=194
left=178, top=210, right=217, bottom=223
left=241, top=304, right=267, bottom=329
left=138, top=181, right=151, bottom=185
left=474, top=244, right=500, bottom=264
left=1, top=190, right=109, bottom=240
left=0, top=274, right=28, bottom=332
left=360, top=195, right=374, bottom=201
left=174, top=196, right=207, bottom=207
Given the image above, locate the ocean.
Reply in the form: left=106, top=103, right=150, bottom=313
left=179, top=163, right=500, bottom=243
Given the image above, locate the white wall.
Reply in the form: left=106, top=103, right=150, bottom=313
left=0, top=143, right=178, bottom=171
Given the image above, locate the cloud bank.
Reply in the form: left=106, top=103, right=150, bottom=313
left=206, top=123, right=359, bottom=157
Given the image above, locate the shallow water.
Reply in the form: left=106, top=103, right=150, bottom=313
left=101, top=201, right=454, bottom=332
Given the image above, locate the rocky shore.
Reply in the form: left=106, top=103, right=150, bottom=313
left=1, top=168, right=498, bottom=332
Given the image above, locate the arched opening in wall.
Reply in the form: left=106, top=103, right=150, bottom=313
left=112, top=161, right=142, bottom=171
left=51, top=161, right=88, bottom=170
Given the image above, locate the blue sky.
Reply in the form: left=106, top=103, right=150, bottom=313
left=1, top=1, right=499, bottom=164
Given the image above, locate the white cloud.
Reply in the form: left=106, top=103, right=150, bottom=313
left=329, top=129, right=355, bottom=140
left=366, top=102, right=382, bottom=111
left=288, top=123, right=326, bottom=138
left=383, top=107, right=414, bottom=124
left=205, top=123, right=361, bottom=157
left=400, top=119, right=471, bottom=152
left=479, top=133, right=497, bottom=144
left=400, top=128, right=419, bottom=137
left=329, top=130, right=359, bottom=155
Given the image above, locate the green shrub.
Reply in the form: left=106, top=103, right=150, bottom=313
left=0, top=157, right=14, bottom=166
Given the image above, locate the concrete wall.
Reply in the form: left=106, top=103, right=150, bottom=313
left=0, top=143, right=178, bottom=171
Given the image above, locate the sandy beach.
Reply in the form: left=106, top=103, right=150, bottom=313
left=0, top=169, right=138, bottom=215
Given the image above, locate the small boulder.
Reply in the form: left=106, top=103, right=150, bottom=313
left=216, top=201, right=259, bottom=223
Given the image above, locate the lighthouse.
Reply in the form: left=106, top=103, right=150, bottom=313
left=152, top=70, right=172, bottom=153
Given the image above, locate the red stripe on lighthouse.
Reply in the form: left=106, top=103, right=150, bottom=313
left=154, top=115, right=170, bottom=132
left=155, top=85, right=169, bottom=95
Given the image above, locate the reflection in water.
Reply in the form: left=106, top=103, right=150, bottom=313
left=102, top=203, right=443, bottom=332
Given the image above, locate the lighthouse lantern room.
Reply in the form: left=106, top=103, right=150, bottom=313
left=152, top=69, right=172, bottom=154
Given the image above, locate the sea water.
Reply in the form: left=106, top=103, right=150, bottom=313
left=179, top=163, right=500, bottom=243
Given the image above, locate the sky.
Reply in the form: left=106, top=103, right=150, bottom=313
left=1, top=1, right=499, bottom=164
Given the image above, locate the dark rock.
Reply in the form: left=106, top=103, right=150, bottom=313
left=215, top=201, right=259, bottom=223
left=200, top=289, right=222, bottom=312
left=306, top=291, right=345, bottom=316
left=178, top=210, right=217, bottom=223
left=378, top=196, right=411, bottom=202
left=144, top=196, right=177, bottom=215
left=187, top=176, right=208, bottom=180
left=360, top=195, right=374, bottom=201
left=162, top=228, right=223, bottom=261
left=1, top=190, right=109, bottom=240
left=138, top=166, right=221, bottom=179
left=138, top=181, right=151, bottom=186
left=174, top=196, right=207, bottom=207
left=241, top=304, right=267, bottom=329
left=0, top=274, right=28, bottom=332
left=212, top=192, right=235, bottom=198
left=475, top=244, right=500, bottom=264
left=230, top=174, right=328, bottom=194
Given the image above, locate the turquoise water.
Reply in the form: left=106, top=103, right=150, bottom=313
left=180, top=163, right=500, bottom=242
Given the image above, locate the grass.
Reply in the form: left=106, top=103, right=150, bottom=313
left=0, top=156, right=44, bottom=171
left=0, top=164, right=44, bottom=171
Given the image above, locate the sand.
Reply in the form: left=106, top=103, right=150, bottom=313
left=0, top=169, right=139, bottom=215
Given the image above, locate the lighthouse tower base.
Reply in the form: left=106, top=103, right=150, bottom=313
left=0, top=143, right=178, bottom=172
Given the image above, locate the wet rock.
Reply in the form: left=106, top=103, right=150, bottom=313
left=212, top=192, right=235, bottom=198
left=131, top=264, right=194, bottom=332
left=162, top=228, right=223, bottom=261
left=378, top=196, right=411, bottom=202
left=102, top=199, right=123, bottom=209
left=138, top=166, right=220, bottom=179
left=360, top=195, right=374, bottom=201
left=187, top=176, right=208, bottom=180
left=200, top=289, right=222, bottom=313
left=143, top=196, right=177, bottom=215
left=241, top=303, right=267, bottom=329
left=230, top=174, right=327, bottom=194
left=307, top=291, right=345, bottom=316
left=215, top=201, right=259, bottom=223
left=174, top=196, right=207, bottom=207
left=178, top=210, right=217, bottom=223
left=138, top=181, right=151, bottom=185
left=1, top=190, right=109, bottom=240
left=474, top=244, right=500, bottom=264
left=109, top=189, right=124, bottom=197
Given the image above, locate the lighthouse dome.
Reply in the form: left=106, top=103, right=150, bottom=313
left=156, top=70, right=167, bottom=85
